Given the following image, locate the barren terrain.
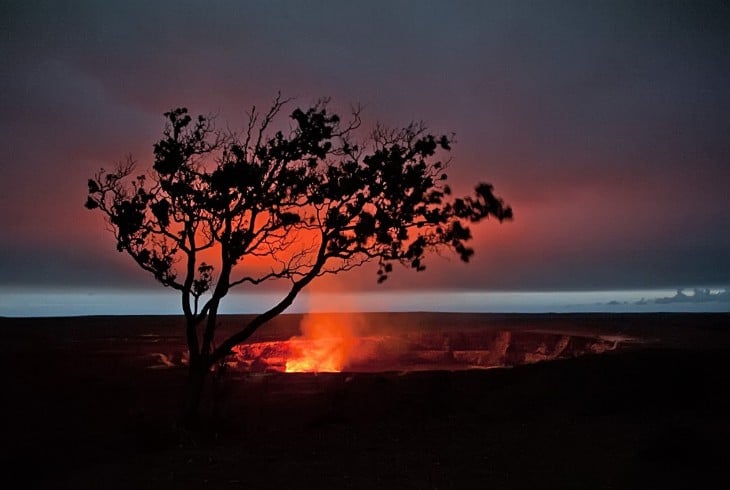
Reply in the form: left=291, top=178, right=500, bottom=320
left=1, top=313, right=729, bottom=489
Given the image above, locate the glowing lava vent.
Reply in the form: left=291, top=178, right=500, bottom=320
left=284, top=314, right=356, bottom=373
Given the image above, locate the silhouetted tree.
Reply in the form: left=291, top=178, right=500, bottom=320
left=85, top=95, right=512, bottom=424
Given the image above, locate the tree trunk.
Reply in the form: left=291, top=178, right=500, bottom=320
left=181, top=361, right=208, bottom=428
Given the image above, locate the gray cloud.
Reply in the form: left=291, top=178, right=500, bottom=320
left=652, top=288, right=730, bottom=304
left=625, top=288, right=730, bottom=308
left=1, top=0, right=729, bottom=292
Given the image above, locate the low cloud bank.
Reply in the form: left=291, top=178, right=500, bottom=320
left=653, top=288, right=730, bottom=304
left=632, top=288, right=730, bottom=306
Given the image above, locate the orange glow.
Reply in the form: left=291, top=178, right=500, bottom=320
left=284, top=313, right=357, bottom=372
left=208, top=327, right=633, bottom=373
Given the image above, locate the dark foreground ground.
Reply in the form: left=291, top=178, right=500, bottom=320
left=1, top=313, right=729, bottom=489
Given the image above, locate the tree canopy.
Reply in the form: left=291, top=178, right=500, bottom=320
left=86, top=96, right=512, bottom=421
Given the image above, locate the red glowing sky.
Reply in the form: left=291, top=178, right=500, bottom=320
left=1, top=1, right=729, bottom=296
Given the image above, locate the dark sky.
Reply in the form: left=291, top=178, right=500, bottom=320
left=1, top=0, right=729, bottom=293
